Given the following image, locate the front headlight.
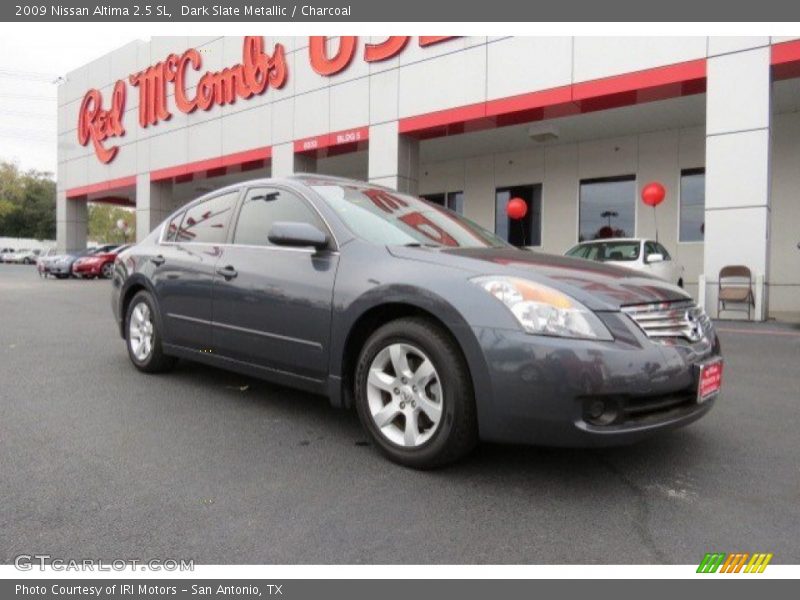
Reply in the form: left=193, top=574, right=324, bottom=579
left=472, top=276, right=613, bottom=341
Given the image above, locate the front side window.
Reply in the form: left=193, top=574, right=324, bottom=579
left=176, top=190, right=239, bottom=244
left=494, top=184, right=542, bottom=247
left=679, top=168, right=705, bottom=242
left=310, top=182, right=507, bottom=248
left=233, top=187, right=324, bottom=246
left=578, top=176, right=636, bottom=242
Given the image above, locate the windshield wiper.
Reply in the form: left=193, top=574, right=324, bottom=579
left=402, top=242, right=442, bottom=248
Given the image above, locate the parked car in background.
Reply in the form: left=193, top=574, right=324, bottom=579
left=36, top=248, right=59, bottom=277
left=565, top=238, right=685, bottom=287
left=8, top=248, right=42, bottom=265
left=73, top=244, right=130, bottom=279
left=1, top=248, right=17, bottom=263
left=112, top=176, right=720, bottom=468
left=49, top=244, right=120, bottom=279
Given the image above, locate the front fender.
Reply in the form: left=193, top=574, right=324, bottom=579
left=328, top=282, right=494, bottom=436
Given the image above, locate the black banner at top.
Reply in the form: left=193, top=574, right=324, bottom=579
left=4, top=0, right=800, bottom=21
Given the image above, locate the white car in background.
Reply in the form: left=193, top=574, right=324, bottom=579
left=9, top=248, right=42, bottom=264
left=565, top=238, right=685, bottom=287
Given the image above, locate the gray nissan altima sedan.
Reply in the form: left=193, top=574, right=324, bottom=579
left=111, top=175, right=722, bottom=468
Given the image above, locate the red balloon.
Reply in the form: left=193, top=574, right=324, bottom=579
left=506, top=197, right=528, bottom=220
left=641, top=182, right=666, bottom=207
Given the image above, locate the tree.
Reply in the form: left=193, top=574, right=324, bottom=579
left=87, top=203, right=136, bottom=244
left=0, top=161, right=56, bottom=239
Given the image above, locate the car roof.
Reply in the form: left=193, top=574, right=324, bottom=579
left=170, top=174, right=397, bottom=220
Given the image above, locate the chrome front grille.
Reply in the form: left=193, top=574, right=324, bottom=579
left=621, top=300, right=711, bottom=343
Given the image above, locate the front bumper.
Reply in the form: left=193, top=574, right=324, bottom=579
left=472, top=311, right=721, bottom=447
left=73, top=262, right=102, bottom=276
left=49, top=263, right=73, bottom=275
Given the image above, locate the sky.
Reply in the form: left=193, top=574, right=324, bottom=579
left=0, top=32, right=138, bottom=175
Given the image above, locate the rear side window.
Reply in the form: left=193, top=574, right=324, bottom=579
left=164, top=212, right=184, bottom=242
left=176, top=191, right=239, bottom=244
left=233, top=187, right=324, bottom=246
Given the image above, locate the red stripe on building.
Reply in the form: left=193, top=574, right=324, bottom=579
left=771, top=39, right=800, bottom=81
left=400, top=59, right=707, bottom=139
left=150, top=146, right=272, bottom=182
left=66, top=175, right=136, bottom=199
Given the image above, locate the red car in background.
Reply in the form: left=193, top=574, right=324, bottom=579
left=72, top=245, right=130, bottom=279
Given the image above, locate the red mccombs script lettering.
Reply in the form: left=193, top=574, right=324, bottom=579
left=77, top=36, right=457, bottom=163
left=129, top=36, right=287, bottom=128
left=77, top=80, right=126, bottom=164
left=309, top=36, right=455, bottom=76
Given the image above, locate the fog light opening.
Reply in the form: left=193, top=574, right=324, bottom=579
left=584, top=398, right=619, bottom=426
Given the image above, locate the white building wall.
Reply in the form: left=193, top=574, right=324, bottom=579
left=57, top=36, right=722, bottom=193
left=55, top=36, right=800, bottom=316
left=419, top=126, right=707, bottom=298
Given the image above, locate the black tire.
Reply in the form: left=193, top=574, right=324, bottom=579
left=354, top=317, right=478, bottom=469
left=124, top=290, right=176, bottom=373
left=101, top=262, right=114, bottom=279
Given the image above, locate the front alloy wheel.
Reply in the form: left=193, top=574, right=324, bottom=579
left=355, top=317, right=477, bottom=469
left=366, top=343, right=444, bottom=448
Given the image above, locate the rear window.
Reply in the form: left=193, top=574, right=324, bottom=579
left=176, top=191, right=239, bottom=244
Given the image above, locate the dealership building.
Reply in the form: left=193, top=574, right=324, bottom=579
left=57, top=36, right=800, bottom=320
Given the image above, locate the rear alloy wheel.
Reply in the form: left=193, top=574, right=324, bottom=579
left=125, top=290, right=176, bottom=373
left=101, top=262, right=114, bottom=279
left=355, top=317, right=477, bottom=468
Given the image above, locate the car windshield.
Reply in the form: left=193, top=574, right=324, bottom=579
left=566, top=241, right=641, bottom=262
left=310, top=182, right=509, bottom=248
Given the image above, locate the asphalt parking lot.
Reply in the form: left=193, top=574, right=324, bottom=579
left=1, top=263, right=799, bottom=564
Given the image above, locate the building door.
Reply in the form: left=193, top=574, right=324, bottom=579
left=495, top=184, right=542, bottom=247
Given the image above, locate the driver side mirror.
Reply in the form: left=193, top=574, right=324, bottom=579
left=646, top=253, right=664, bottom=264
left=268, top=221, right=329, bottom=251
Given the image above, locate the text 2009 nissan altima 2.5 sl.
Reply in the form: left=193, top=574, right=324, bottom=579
left=111, top=175, right=723, bottom=468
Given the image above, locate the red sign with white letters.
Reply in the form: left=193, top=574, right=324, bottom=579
left=698, top=360, right=723, bottom=402
left=76, top=36, right=454, bottom=163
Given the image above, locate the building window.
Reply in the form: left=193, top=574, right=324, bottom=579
left=422, top=191, right=465, bottom=214
left=494, top=184, right=542, bottom=247
left=679, top=168, right=705, bottom=242
left=578, top=176, right=636, bottom=242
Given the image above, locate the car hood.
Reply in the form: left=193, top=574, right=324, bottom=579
left=387, top=246, right=690, bottom=311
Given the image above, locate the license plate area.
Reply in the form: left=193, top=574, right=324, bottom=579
left=697, top=359, right=723, bottom=403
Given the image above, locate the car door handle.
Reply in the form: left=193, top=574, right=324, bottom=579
left=151, top=255, right=165, bottom=266
left=216, top=265, right=238, bottom=280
